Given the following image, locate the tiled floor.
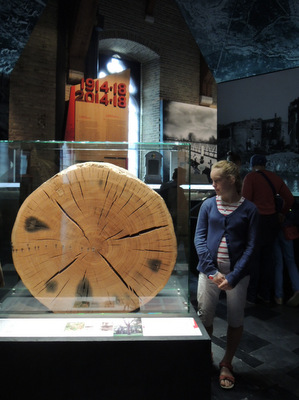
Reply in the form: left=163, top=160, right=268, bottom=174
left=190, top=272, right=299, bottom=400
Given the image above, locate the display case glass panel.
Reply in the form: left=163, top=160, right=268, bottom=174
left=0, top=141, right=191, bottom=316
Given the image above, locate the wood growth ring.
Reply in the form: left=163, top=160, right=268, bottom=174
left=11, top=162, right=177, bottom=312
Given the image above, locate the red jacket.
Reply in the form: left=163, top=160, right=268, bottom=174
left=242, top=169, right=294, bottom=215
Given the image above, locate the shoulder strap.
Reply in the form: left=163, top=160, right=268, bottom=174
left=256, top=170, right=276, bottom=195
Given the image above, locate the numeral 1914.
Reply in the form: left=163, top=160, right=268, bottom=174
left=75, top=78, right=127, bottom=108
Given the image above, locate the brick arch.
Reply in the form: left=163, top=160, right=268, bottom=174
left=98, top=32, right=160, bottom=62
left=98, top=35, right=161, bottom=144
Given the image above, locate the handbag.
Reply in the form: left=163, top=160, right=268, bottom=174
left=257, top=170, right=284, bottom=213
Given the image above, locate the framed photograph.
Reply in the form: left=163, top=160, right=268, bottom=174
left=163, top=100, right=217, bottom=183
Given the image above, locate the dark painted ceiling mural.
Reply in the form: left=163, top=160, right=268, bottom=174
left=0, top=0, right=48, bottom=75
left=175, top=0, right=299, bottom=82
left=1, top=0, right=299, bottom=83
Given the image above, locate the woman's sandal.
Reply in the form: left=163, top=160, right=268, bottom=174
left=219, top=361, right=235, bottom=389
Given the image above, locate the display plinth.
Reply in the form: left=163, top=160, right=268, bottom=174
left=0, top=313, right=211, bottom=400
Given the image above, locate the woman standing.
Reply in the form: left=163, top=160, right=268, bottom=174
left=194, top=160, right=259, bottom=389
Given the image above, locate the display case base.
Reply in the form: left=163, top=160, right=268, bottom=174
left=0, top=313, right=211, bottom=400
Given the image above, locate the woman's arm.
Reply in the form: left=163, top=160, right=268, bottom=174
left=226, top=204, right=259, bottom=287
left=194, top=200, right=219, bottom=276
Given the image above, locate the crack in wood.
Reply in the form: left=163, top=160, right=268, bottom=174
left=136, top=248, right=171, bottom=253
left=100, top=253, right=139, bottom=299
left=78, top=181, right=84, bottom=198
left=50, top=279, right=70, bottom=303
left=131, top=274, right=156, bottom=290
left=97, top=185, right=112, bottom=225
left=103, top=187, right=118, bottom=219
left=44, top=257, right=79, bottom=288
left=117, top=225, right=168, bottom=239
left=119, top=192, right=134, bottom=211
left=119, top=181, right=128, bottom=197
left=104, top=171, right=110, bottom=190
left=129, top=201, right=146, bottom=216
left=109, top=190, right=119, bottom=212
left=69, top=186, right=83, bottom=214
left=104, top=229, right=124, bottom=240
left=55, top=200, right=90, bottom=243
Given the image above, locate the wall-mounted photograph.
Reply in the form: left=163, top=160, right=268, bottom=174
left=218, top=67, right=299, bottom=195
left=163, top=100, right=217, bottom=183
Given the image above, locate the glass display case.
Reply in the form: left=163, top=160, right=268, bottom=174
left=0, top=141, right=193, bottom=318
left=0, top=141, right=212, bottom=399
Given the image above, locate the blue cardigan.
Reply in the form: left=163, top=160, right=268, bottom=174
left=194, top=196, right=259, bottom=288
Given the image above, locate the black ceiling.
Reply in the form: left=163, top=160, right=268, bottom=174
left=1, top=0, right=299, bottom=83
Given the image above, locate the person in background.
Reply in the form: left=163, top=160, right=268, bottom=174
left=242, top=154, right=294, bottom=304
left=226, top=151, right=241, bottom=167
left=273, top=214, right=299, bottom=306
left=194, top=160, right=259, bottom=390
left=227, top=151, right=247, bottom=179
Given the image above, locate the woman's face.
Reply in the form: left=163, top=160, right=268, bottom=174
left=211, top=168, right=235, bottom=197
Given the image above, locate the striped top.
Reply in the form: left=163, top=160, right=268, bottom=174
left=216, top=195, right=245, bottom=264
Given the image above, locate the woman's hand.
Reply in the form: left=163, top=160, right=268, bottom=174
left=212, top=273, right=232, bottom=290
left=212, top=272, right=225, bottom=286
left=218, top=278, right=232, bottom=291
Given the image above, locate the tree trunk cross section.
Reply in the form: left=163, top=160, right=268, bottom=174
left=11, top=162, right=177, bottom=312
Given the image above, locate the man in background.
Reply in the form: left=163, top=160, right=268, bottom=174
left=242, top=154, right=294, bottom=304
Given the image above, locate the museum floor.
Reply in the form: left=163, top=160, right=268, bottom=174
left=190, top=272, right=299, bottom=400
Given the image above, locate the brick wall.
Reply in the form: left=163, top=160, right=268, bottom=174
left=9, top=0, right=58, bottom=140
left=98, top=0, right=206, bottom=142
left=141, top=58, right=161, bottom=142
left=8, top=0, right=217, bottom=142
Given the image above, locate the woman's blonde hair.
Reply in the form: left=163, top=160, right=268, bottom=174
left=212, top=160, right=242, bottom=193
